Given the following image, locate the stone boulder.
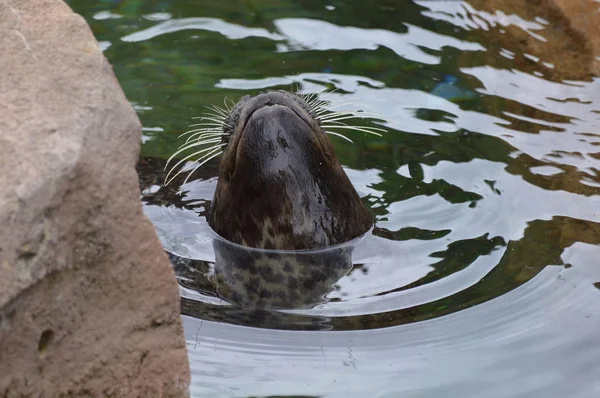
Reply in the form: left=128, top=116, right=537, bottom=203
left=0, top=0, right=190, bottom=396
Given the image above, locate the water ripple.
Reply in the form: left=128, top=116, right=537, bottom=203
left=186, top=244, right=600, bottom=397
left=69, top=0, right=600, bottom=395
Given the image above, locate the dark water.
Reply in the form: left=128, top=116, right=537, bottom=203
left=69, top=0, right=600, bottom=396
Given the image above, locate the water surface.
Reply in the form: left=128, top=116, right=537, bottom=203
left=69, top=0, right=600, bottom=396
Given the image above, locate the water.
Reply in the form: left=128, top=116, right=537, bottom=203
left=68, top=0, right=600, bottom=396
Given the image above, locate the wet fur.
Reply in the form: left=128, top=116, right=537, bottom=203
left=208, top=91, right=373, bottom=250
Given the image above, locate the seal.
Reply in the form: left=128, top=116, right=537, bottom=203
left=208, top=90, right=373, bottom=250
left=166, top=90, right=378, bottom=311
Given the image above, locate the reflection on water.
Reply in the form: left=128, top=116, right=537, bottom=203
left=69, top=0, right=600, bottom=396
left=172, top=227, right=367, bottom=310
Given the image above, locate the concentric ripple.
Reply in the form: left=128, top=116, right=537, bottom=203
left=70, top=0, right=600, bottom=396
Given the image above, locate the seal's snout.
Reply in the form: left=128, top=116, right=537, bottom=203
left=235, top=91, right=318, bottom=136
left=243, top=105, right=312, bottom=146
left=236, top=104, right=317, bottom=176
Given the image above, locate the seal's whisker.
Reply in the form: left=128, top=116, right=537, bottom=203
left=190, top=116, right=231, bottom=127
left=321, top=124, right=384, bottom=137
left=190, top=115, right=226, bottom=122
left=318, top=107, right=387, bottom=138
left=188, top=129, right=226, bottom=135
left=188, top=122, right=224, bottom=128
left=205, top=104, right=229, bottom=118
left=181, top=131, right=221, bottom=141
left=184, top=125, right=222, bottom=131
left=181, top=148, right=223, bottom=186
left=183, top=130, right=224, bottom=139
left=224, top=97, right=236, bottom=110
left=312, top=103, right=332, bottom=115
left=165, top=142, right=217, bottom=168
left=319, top=109, right=381, bottom=120
left=179, top=128, right=222, bottom=138
left=183, top=138, right=222, bottom=148
left=185, top=136, right=226, bottom=146
left=200, top=114, right=227, bottom=124
left=184, top=132, right=227, bottom=144
left=317, top=101, right=365, bottom=114
left=166, top=141, right=224, bottom=170
left=304, top=93, right=329, bottom=107
left=301, top=91, right=335, bottom=109
left=168, top=146, right=223, bottom=185
left=315, top=104, right=358, bottom=116
left=320, top=98, right=365, bottom=108
left=319, top=114, right=371, bottom=124
left=322, top=122, right=386, bottom=132
left=190, top=117, right=229, bottom=127
left=305, top=92, right=330, bottom=102
left=165, top=144, right=226, bottom=185
left=289, top=83, right=301, bottom=96
left=166, top=140, right=223, bottom=164
left=207, top=112, right=227, bottom=121
left=325, top=131, right=354, bottom=143
left=182, top=125, right=227, bottom=134
left=207, top=103, right=228, bottom=112
left=302, top=88, right=340, bottom=102
left=200, top=108, right=227, bottom=118
left=307, top=96, right=331, bottom=109
left=194, top=139, right=223, bottom=147
left=167, top=90, right=386, bottom=189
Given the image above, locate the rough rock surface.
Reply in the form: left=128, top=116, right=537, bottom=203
left=0, top=0, right=190, bottom=396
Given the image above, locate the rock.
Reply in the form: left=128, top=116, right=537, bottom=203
left=0, top=0, right=190, bottom=396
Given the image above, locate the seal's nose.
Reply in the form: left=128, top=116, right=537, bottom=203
left=237, top=104, right=316, bottom=174
left=234, top=91, right=317, bottom=134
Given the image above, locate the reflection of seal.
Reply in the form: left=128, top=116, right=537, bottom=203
left=211, top=231, right=369, bottom=309
left=208, top=91, right=373, bottom=250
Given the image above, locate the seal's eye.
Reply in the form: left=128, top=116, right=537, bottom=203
left=224, top=169, right=233, bottom=182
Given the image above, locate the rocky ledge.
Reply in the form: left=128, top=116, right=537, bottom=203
left=0, top=0, right=190, bottom=396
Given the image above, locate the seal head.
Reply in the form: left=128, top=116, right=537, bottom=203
left=208, top=91, right=372, bottom=250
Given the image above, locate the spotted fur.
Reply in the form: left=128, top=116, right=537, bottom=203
left=212, top=237, right=356, bottom=309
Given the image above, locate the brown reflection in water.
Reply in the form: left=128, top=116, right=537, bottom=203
left=137, top=156, right=217, bottom=213
left=350, top=216, right=600, bottom=330
left=506, top=152, right=600, bottom=196
left=462, top=0, right=600, bottom=81
left=444, top=1, right=600, bottom=200
left=498, top=217, right=600, bottom=283
left=449, top=0, right=600, bottom=131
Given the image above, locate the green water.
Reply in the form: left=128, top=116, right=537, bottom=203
left=68, top=0, right=600, bottom=396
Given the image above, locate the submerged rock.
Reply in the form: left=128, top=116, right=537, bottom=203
left=0, top=0, right=189, bottom=396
